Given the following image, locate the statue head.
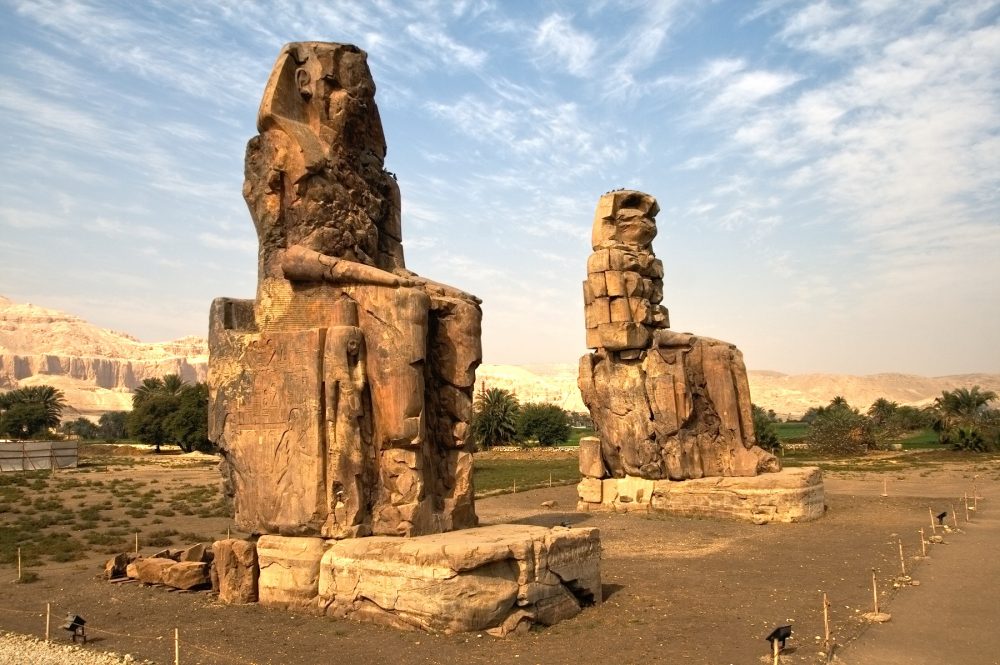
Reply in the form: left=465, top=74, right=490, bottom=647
left=591, top=190, right=659, bottom=251
left=257, top=42, right=386, bottom=162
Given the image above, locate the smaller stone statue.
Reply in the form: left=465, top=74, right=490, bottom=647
left=579, top=190, right=779, bottom=481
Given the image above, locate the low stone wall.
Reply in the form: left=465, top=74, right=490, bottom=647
left=577, top=467, right=826, bottom=524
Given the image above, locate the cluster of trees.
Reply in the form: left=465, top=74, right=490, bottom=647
left=468, top=387, right=573, bottom=449
left=931, top=386, right=999, bottom=452
left=751, top=405, right=781, bottom=452
left=796, top=386, right=998, bottom=454
left=0, top=385, right=67, bottom=439
left=127, top=375, right=212, bottom=453
left=61, top=412, right=128, bottom=441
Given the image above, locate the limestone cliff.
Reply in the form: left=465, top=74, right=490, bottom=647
left=0, top=295, right=206, bottom=417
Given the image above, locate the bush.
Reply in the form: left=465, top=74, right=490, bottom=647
left=516, top=403, right=571, bottom=447
left=752, top=404, right=780, bottom=452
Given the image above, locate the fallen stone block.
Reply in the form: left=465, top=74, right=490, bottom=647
left=318, top=524, right=601, bottom=633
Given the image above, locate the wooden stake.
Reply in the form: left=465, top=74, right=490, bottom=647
left=919, top=529, right=927, bottom=557
left=822, top=592, right=831, bottom=652
left=513, top=479, right=516, bottom=494
left=549, top=472, right=552, bottom=488
left=928, top=507, right=937, bottom=534
left=871, top=569, right=880, bottom=614
left=135, top=532, right=139, bottom=554
left=964, top=495, right=970, bottom=522
left=951, top=504, right=958, bottom=529
left=17, top=547, right=21, bottom=582
left=881, top=478, right=888, bottom=497
left=227, top=526, right=231, bottom=539
left=772, top=636, right=780, bottom=665
left=898, top=539, right=906, bottom=576
left=45, top=603, right=50, bottom=642
left=175, top=628, right=179, bottom=665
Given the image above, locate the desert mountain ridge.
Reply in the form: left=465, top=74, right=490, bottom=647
left=1, top=295, right=997, bottom=419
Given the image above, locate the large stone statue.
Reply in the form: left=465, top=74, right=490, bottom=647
left=579, top=190, right=780, bottom=481
left=208, top=42, right=481, bottom=539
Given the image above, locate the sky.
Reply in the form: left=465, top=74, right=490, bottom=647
left=0, top=0, right=998, bottom=376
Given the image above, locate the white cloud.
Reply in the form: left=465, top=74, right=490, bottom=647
left=533, top=14, right=596, bottom=77
left=405, top=23, right=487, bottom=69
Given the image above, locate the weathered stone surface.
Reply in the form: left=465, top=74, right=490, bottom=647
left=212, top=539, right=259, bottom=604
left=257, top=535, right=326, bottom=611
left=317, top=524, right=601, bottom=633
left=578, top=436, right=604, bottom=478
left=578, top=468, right=824, bottom=523
left=163, top=561, right=211, bottom=590
left=208, top=42, right=481, bottom=540
left=577, top=477, right=602, bottom=504
left=104, top=553, right=128, bottom=579
left=133, top=557, right=176, bottom=585
left=578, top=190, right=779, bottom=483
left=179, top=543, right=207, bottom=563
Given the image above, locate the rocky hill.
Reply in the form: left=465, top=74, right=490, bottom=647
left=2, top=296, right=996, bottom=420
left=0, top=296, right=206, bottom=417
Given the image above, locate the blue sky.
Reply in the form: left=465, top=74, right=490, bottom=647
left=1, top=0, right=998, bottom=375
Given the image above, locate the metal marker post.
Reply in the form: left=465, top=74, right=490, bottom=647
left=898, top=539, right=906, bottom=576
left=175, top=628, right=179, bottom=665
left=928, top=507, right=937, bottom=534
left=919, top=529, right=926, bottom=557
left=45, top=603, right=50, bottom=642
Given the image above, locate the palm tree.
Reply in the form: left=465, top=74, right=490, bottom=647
left=469, top=387, right=520, bottom=449
left=867, top=398, right=899, bottom=426
left=132, top=377, right=165, bottom=407
left=934, top=386, right=997, bottom=421
left=0, top=384, right=66, bottom=437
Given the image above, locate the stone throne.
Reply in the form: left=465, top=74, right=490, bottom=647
left=577, top=190, right=824, bottom=522
left=206, top=43, right=601, bottom=633
left=208, top=42, right=481, bottom=540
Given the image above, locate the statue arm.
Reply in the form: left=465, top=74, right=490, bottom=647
left=282, top=244, right=413, bottom=287
left=394, top=269, right=483, bottom=305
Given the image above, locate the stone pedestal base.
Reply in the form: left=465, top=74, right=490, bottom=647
left=577, top=467, right=825, bottom=524
left=258, top=525, right=602, bottom=634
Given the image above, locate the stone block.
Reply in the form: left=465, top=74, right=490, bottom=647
left=578, top=437, right=604, bottom=478
left=597, top=322, right=649, bottom=351
left=257, top=536, right=327, bottom=611
left=647, top=467, right=825, bottom=523
left=587, top=249, right=610, bottom=273
left=318, top=525, right=601, bottom=633
left=624, top=272, right=643, bottom=297
left=163, top=561, right=211, bottom=590
left=588, top=298, right=611, bottom=327
left=578, top=477, right=602, bottom=503
left=213, top=539, right=259, bottom=604
left=609, top=297, right=631, bottom=323
left=582, top=280, right=594, bottom=306
left=104, top=553, right=128, bottom=579
left=179, top=543, right=207, bottom=563
left=587, top=272, right=608, bottom=298
left=134, top=557, right=176, bottom=585
left=605, top=271, right=625, bottom=297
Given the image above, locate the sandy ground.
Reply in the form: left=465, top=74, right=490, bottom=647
left=1, top=455, right=997, bottom=665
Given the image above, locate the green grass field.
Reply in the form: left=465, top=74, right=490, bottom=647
left=774, top=421, right=809, bottom=442
left=473, top=457, right=580, bottom=494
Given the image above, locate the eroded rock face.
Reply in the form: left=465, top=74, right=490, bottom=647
left=213, top=539, right=259, bottom=604
left=318, top=524, right=602, bottom=633
left=209, top=42, right=481, bottom=539
left=578, top=191, right=779, bottom=482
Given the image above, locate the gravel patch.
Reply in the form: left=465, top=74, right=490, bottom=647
left=0, top=631, right=157, bottom=665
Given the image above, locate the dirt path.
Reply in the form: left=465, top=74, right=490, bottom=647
left=838, top=497, right=998, bottom=665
